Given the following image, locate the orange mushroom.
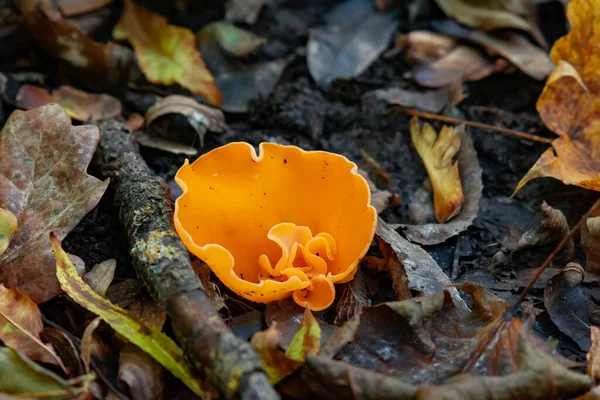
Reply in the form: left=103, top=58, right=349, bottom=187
left=174, top=142, right=377, bottom=311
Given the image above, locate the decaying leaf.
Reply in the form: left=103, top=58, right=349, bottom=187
left=334, top=268, right=369, bottom=326
left=135, top=132, right=199, bottom=156
left=399, top=124, right=482, bottom=245
left=252, top=307, right=321, bottom=384
left=544, top=262, right=591, bottom=351
left=307, top=0, right=398, bottom=86
left=84, top=259, right=116, bottom=297
left=375, top=237, right=411, bottom=301
left=265, top=298, right=337, bottom=350
left=0, top=285, right=64, bottom=369
left=15, top=0, right=134, bottom=92
left=414, top=45, right=505, bottom=88
left=197, top=22, right=266, bottom=57
left=0, top=104, right=109, bottom=303
left=16, top=85, right=122, bottom=122
left=516, top=0, right=600, bottom=192
left=433, top=20, right=553, bottom=80
left=375, top=218, right=451, bottom=296
left=410, top=117, right=463, bottom=223
left=582, top=213, right=600, bottom=273
left=50, top=234, right=205, bottom=398
left=0, top=347, right=79, bottom=397
left=42, top=327, right=85, bottom=377
left=516, top=201, right=574, bottom=255
left=119, top=343, right=164, bottom=400
left=396, top=30, right=457, bottom=65
left=0, top=208, right=16, bottom=256
left=80, top=317, right=102, bottom=373
left=113, top=0, right=221, bottom=105
left=588, top=326, right=600, bottom=382
left=365, top=83, right=465, bottom=114
left=56, top=0, right=115, bottom=17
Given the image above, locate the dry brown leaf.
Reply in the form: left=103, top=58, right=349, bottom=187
left=410, top=117, right=464, bottom=223
left=57, top=0, right=115, bottom=17
left=0, top=285, right=64, bottom=369
left=113, top=0, right=222, bottom=105
left=367, top=83, right=465, bottom=114
left=0, top=104, right=109, bottom=303
left=399, top=125, right=482, bottom=245
left=516, top=0, right=600, bottom=192
left=334, top=267, right=369, bottom=326
left=516, top=201, right=574, bottom=255
left=588, top=326, right=600, bottom=382
left=15, top=0, right=133, bottom=92
left=84, top=259, right=116, bottom=297
left=414, top=45, right=506, bottom=88
left=81, top=317, right=102, bottom=373
left=15, top=85, right=54, bottom=111
left=396, top=30, right=457, bottom=65
left=582, top=213, right=600, bottom=273
left=119, top=343, right=164, bottom=400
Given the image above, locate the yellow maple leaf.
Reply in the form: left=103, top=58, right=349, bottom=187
left=516, top=0, right=600, bottom=192
left=113, top=0, right=222, bottom=106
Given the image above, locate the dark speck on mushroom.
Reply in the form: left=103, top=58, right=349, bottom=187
left=284, top=159, right=287, bottom=164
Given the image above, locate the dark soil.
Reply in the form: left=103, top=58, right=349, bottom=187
left=13, top=0, right=595, bottom=364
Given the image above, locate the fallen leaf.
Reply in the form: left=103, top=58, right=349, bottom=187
left=414, top=45, right=506, bottom=88
left=410, top=117, right=463, bottom=223
left=190, top=260, right=225, bottom=312
left=81, top=317, right=102, bottom=373
left=375, top=218, right=451, bottom=295
left=334, top=267, right=369, bottom=326
left=544, top=262, right=591, bottom=351
left=84, top=259, right=116, bottom=297
left=516, top=201, right=574, bottom=255
left=51, top=234, right=205, bottom=398
left=264, top=298, right=337, bottom=350
left=375, top=237, right=411, bottom=301
left=197, top=22, right=265, bottom=57
left=365, top=83, right=465, bottom=114
left=307, top=0, right=398, bottom=86
left=52, top=86, right=122, bottom=122
left=42, top=327, right=85, bottom=377
left=15, top=85, right=122, bottom=122
left=406, top=182, right=435, bottom=224
left=516, top=0, right=600, bottom=192
left=119, top=343, right=164, bottom=400
left=396, top=30, right=457, bottom=65
left=135, top=132, right=198, bottom=156
left=252, top=307, right=321, bottom=384
left=433, top=20, right=552, bottom=80
left=582, top=214, right=600, bottom=273
left=231, top=310, right=263, bottom=341
left=0, top=347, right=78, bottom=397
left=357, top=168, right=394, bottom=214
left=0, top=285, right=64, bottom=369
left=0, top=104, right=109, bottom=303
left=588, top=326, right=600, bottom=381
left=113, top=0, right=221, bottom=105
left=0, top=208, right=16, bottom=256
left=225, top=0, right=268, bottom=25
left=400, top=123, right=482, bottom=244
left=56, top=0, right=115, bottom=17
left=15, top=0, right=133, bottom=92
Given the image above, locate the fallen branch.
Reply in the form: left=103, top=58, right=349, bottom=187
left=93, top=120, right=278, bottom=400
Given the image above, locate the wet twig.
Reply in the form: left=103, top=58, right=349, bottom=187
left=93, top=120, right=279, bottom=400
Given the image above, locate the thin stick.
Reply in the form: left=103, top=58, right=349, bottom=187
left=400, top=108, right=555, bottom=144
left=506, top=197, right=600, bottom=319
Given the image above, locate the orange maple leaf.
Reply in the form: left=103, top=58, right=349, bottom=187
left=516, top=0, right=600, bottom=192
left=113, top=0, right=222, bottom=106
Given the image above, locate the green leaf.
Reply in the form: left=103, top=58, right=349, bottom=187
left=0, top=347, right=76, bottom=397
left=50, top=233, right=205, bottom=398
left=198, top=22, right=265, bottom=57
left=0, top=208, right=16, bottom=256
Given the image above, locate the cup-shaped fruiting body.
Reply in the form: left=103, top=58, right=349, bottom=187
left=174, top=142, right=377, bottom=311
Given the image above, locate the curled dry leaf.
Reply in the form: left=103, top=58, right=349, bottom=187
left=119, top=343, right=164, bottom=400
left=433, top=20, right=553, bottom=80
left=0, top=285, right=64, bottom=369
left=307, top=0, right=398, bottom=86
left=365, top=83, right=465, bottom=114
left=84, top=259, right=116, bottom=297
left=0, top=208, right=17, bottom=256
left=375, top=237, right=411, bottom=301
left=16, top=85, right=122, bottom=122
left=516, top=201, right=574, bottom=256
left=414, top=45, right=505, bottom=88
left=51, top=234, right=205, bottom=398
left=15, top=0, right=133, bottom=92
left=375, top=218, right=451, bottom=296
left=410, top=117, right=463, bottom=223
left=516, top=0, right=600, bottom=192
left=396, top=30, right=457, bottom=66
left=400, top=124, right=482, bottom=245
left=252, top=307, right=321, bottom=384
left=582, top=213, right=600, bottom=273
left=113, top=0, right=221, bottom=105
left=80, top=317, right=102, bottom=373
left=197, top=22, right=266, bottom=57
left=334, top=267, right=369, bottom=326
left=0, top=104, right=109, bottom=303
left=42, top=327, right=85, bottom=377
left=588, top=326, right=600, bottom=382
left=544, top=262, right=591, bottom=351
